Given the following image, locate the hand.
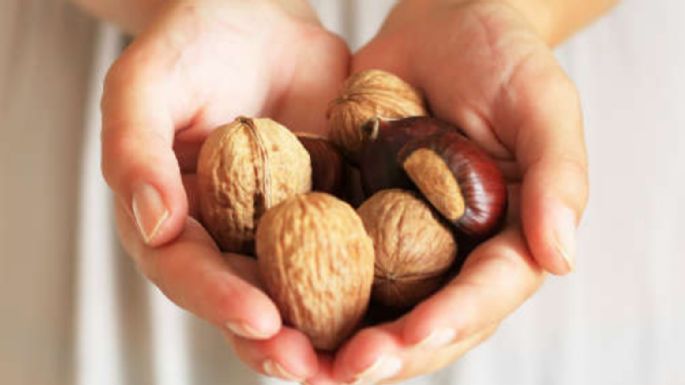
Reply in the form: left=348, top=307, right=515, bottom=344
left=101, top=0, right=349, bottom=382
left=319, top=1, right=588, bottom=383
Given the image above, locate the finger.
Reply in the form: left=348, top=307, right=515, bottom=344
left=402, top=322, right=498, bottom=379
left=390, top=322, right=499, bottom=383
left=101, top=49, right=190, bottom=247
left=333, top=321, right=404, bottom=384
left=115, top=202, right=281, bottom=339
left=333, top=320, right=498, bottom=384
left=401, top=226, right=544, bottom=348
left=224, top=327, right=319, bottom=383
left=496, top=58, right=588, bottom=274
left=304, top=355, right=339, bottom=385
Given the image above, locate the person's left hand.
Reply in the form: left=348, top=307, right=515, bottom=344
left=307, top=1, right=588, bottom=383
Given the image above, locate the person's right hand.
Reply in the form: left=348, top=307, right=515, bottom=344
left=101, top=0, right=349, bottom=382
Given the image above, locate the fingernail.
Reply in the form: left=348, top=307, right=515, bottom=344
left=131, top=183, right=169, bottom=244
left=226, top=321, right=271, bottom=339
left=415, top=328, right=456, bottom=349
left=347, top=355, right=402, bottom=385
left=262, top=359, right=303, bottom=381
left=554, top=206, right=577, bottom=273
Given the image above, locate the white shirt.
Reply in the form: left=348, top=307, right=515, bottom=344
left=1, top=1, right=683, bottom=384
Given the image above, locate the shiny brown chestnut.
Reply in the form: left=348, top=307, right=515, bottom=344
left=296, top=133, right=347, bottom=198
left=358, top=116, right=450, bottom=196
left=398, top=129, right=507, bottom=238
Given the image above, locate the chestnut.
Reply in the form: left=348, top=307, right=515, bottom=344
left=398, top=129, right=507, bottom=238
left=358, top=116, right=450, bottom=196
left=296, top=133, right=347, bottom=199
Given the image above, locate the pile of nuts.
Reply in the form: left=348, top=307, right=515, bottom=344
left=196, top=70, right=507, bottom=350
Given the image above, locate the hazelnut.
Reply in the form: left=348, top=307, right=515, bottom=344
left=357, top=189, right=457, bottom=308
left=327, top=69, right=427, bottom=157
left=296, top=133, right=346, bottom=198
left=196, top=117, right=311, bottom=253
left=256, top=192, right=375, bottom=350
left=399, top=129, right=507, bottom=238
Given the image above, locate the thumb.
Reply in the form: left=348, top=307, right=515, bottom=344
left=500, top=65, right=588, bottom=275
left=100, top=62, right=187, bottom=246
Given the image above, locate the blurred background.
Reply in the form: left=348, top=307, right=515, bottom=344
left=1, top=0, right=683, bottom=384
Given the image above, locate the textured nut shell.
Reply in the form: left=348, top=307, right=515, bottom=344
left=256, top=193, right=374, bottom=350
left=327, top=70, right=427, bottom=154
left=357, top=189, right=457, bottom=308
left=197, top=117, right=311, bottom=253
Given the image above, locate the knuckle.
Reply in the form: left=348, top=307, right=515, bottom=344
left=212, top=277, right=242, bottom=311
left=557, top=156, right=590, bottom=211
left=100, top=134, right=140, bottom=189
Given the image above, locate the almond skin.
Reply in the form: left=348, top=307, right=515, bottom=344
left=256, top=192, right=375, bottom=350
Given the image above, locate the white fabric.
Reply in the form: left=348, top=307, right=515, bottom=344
left=1, top=0, right=684, bottom=384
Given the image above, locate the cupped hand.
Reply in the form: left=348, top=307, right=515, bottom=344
left=101, top=0, right=349, bottom=382
left=322, top=0, right=588, bottom=383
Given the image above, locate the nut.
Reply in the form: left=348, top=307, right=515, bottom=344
left=296, top=133, right=346, bottom=198
left=327, top=69, right=427, bottom=157
left=358, top=116, right=450, bottom=196
left=357, top=189, right=457, bottom=308
left=196, top=117, right=311, bottom=253
left=256, top=192, right=375, bottom=350
left=399, top=128, right=507, bottom=238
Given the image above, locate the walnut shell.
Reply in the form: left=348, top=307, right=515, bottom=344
left=327, top=69, right=427, bottom=156
left=357, top=189, right=457, bottom=308
left=197, top=117, right=312, bottom=253
left=256, top=192, right=374, bottom=350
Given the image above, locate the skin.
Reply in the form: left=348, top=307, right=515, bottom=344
left=94, top=0, right=348, bottom=381
left=74, top=0, right=618, bottom=383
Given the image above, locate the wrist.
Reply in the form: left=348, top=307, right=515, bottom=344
left=490, top=0, right=620, bottom=45
left=73, top=0, right=319, bottom=35
left=397, top=0, right=617, bottom=46
left=393, top=0, right=553, bottom=44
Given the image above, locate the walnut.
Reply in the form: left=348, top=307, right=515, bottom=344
left=357, top=189, right=457, bottom=308
left=326, top=69, right=427, bottom=157
left=196, top=117, right=311, bottom=253
left=256, top=192, right=374, bottom=350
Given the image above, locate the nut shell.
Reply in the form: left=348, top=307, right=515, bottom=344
left=357, top=189, right=457, bottom=308
left=296, top=133, right=347, bottom=198
left=256, top=192, right=374, bottom=350
left=197, top=117, right=311, bottom=253
left=327, top=70, right=427, bottom=156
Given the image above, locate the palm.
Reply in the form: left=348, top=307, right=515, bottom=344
left=117, top=3, right=348, bottom=170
